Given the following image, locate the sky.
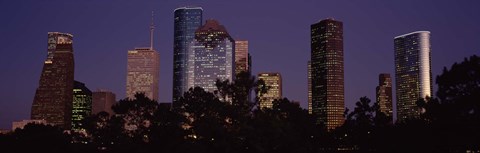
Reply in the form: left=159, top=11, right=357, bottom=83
left=0, top=0, right=479, bottom=129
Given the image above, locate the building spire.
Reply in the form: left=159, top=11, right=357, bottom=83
left=150, top=11, right=155, bottom=50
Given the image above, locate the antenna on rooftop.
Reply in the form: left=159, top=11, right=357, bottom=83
left=150, top=11, right=155, bottom=50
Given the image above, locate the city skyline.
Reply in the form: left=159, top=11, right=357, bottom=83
left=1, top=1, right=480, bottom=129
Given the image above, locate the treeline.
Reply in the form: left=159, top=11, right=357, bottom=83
left=1, top=55, right=480, bottom=153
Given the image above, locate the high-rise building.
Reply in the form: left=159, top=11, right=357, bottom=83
left=235, top=40, right=250, bottom=74
left=72, top=81, right=92, bottom=131
left=92, top=89, right=116, bottom=116
left=126, top=48, right=159, bottom=101
left=311, top=19, right=345, bottom=130
left=308, top=61, right=312, bottom=114
left=186, top=19, right=235, bottom=93
left=394, top=31, right=432, bottom=121
left=173, top=7, right=203, bottom=104
left=258, top=73, right=282, bottom=109
left=376, top=73, right=393, bottom=119
left=126, top=13, right=160, bottom=101
left=31, top=32, right=74, bottom=129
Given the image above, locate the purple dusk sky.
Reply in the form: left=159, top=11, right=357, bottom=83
left=0, top=0, right=479, bottom=129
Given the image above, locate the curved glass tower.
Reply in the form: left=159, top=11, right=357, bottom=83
left=394, top=31, right=432, bottom=121
left=173, top=7, right=203, bottom=103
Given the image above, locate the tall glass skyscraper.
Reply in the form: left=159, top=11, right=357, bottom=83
left=394, top=31, right=432, bottom=121
left=173, top=7, right=203, bottom=103
left=187, top=19, right=235, bottom=93
left=311, top=19, right=345, bottom=130
left=31, top=32, right=75, bottom=129
left=72, top=80, right=92, bottom=131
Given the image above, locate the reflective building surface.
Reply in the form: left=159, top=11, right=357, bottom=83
left=311, top=19, right=345, bottom=130
left=187, top=19, right=235, bottom=93
left=31, top=32, right=74, bottom=129
left=258, top=73, right=282, bottom=109
left=376, top=73, right=393, bottom=119
left=394, top=31, right=432, bottom=121
left=72, top=80, right=92, bottom=131
left=173, top=7, right=203, bottom=103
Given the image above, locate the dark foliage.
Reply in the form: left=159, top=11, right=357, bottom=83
left=4, top=56, right=480, bottom=152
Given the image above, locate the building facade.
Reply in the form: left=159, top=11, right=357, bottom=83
left=187, top=19, right=235, bottom=93
left=173, top=7, right=203, bottom=103
left=72, top=81, right=92, bottom=131
left=92, top=89, right=116, bottom=116
left=308, top=61, right=312, bottom=114
left=126, top=47, right=160, bottom=101
left=376, top=73, right=393, bottom=119
left=394, top=31, right=432, bottom=121
left=311, top=19, right=345, bottom=130
left=235, top=40, right=250, bottom=75
left=258, top=73, right=282, bottom=109
left=31, top=32, right=74, bottom=129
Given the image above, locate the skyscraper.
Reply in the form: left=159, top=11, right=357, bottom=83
left=173, top=7, right=203, bottom=103
left=311, top=19, right=345, bottom=130
left=376, top=73, right=393, bottom=119
left=31, top=32, right=74, bottom=129
left=394, top=31, right=432, bottom=121
left=126, top=13, right=159, bottom=101
left=308, top=61, right=312, bottom=114
left=126, top=48, right=159, bottom=101
left=258, top=73, right=282, bottom=108
left=92, top=89, right=116, bottom=116
left=186, top=19, right=235, bottom=93
left=72, top=80, right=92, bottom=131
left=235, top=40, right=250, bottom=74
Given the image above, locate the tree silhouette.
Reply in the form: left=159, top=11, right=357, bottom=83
left=9, top=123, right=71, bottom=153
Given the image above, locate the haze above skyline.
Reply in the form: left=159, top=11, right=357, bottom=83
left=1, top=0, right=479, bottom=129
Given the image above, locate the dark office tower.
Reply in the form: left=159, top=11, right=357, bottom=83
left=311, top=19, right=344, bottom=130
left=235, top=40, right=249, bottom=74
left=173, top=7, right=203, bottom=104
left=376, top=73, right=393, bottom=119
left=31, top=32, right=74, bottom=129
left=308, top=61, right=312, bottom=114
left=92, top=90, right=116, bottom=116
left=72, top=81, right=92, bottom=131
left=187, top=19, right=235, bottom=93
left=394, top=31, right=432, bottom=121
